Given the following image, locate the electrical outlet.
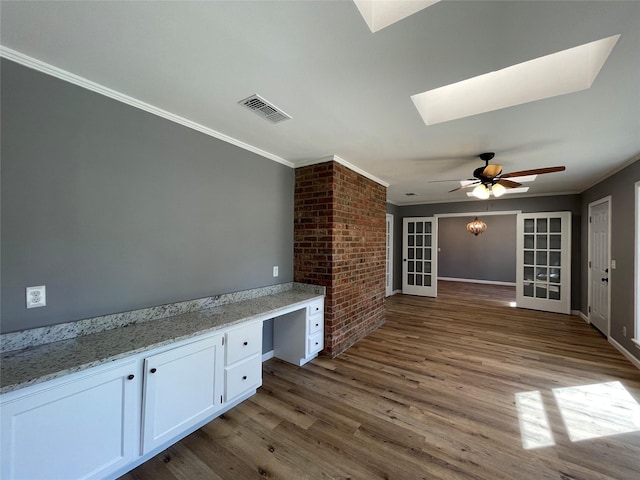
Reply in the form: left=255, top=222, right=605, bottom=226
left=273, top=266, right=279, bottom=277
left=26, top=285, right=46, bottom=309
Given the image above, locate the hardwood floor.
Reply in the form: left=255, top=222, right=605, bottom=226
left=121, top=281, right=640, bottom=480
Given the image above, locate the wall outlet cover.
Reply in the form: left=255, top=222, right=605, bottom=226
left=273, top=266, right=279, bottom=277
left=26, top=285, right=46, bottom=308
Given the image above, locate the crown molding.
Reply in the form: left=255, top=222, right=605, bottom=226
left=580, top=152, right=640, bottom=193
left=295, top=155, right=390, bottom=188
left=0, top=46, right=294, bottom=168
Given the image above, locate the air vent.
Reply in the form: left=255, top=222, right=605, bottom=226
left=239, top=94, right=291, bottom=123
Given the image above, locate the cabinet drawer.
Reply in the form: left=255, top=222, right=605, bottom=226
left=225, top=355, right=262, bottom=402
left=308, top=313, right=323, bottom=335
left=307, top=331, right=324, bottom=356
left=225, top=322, right=262, bottom=365
left=307, top=299, right=324, bottom=316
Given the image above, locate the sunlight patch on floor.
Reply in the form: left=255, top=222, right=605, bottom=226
left=515, top=390, right=555, bottom=449
left=553, top=381, right=640, bottom=442
left=516, top=381, right=640, bottom=449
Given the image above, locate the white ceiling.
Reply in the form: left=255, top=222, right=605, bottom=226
left=1, top=1, right=638, bottom=205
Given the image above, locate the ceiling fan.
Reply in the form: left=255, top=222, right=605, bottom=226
left=449, top=152, right=566, bottom=199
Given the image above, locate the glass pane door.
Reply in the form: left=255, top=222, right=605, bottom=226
left=403, top=217, right=437, bottom=297
left=517, top=212, right=571, bottom=314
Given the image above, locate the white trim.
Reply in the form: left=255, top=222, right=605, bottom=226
left=573, top=310, right=589, bottom=323
left=262, top=350, right=275, bottom=362
left=635, top=181, right=640, bottom=345
left=296, top=155, right=390, bottom=187
left=438, top=277, right=516, bottom=286
left=632, top=338, right=640, bottom=350
left=396, top=191, right=580, bottom=206
left=434, top=210, right=521, bottom=218
left=609, top=337, right=640, bottom=370
left=587, top=196, right=612, bottom=337
left=386, top=214, right=394, bottom=297
left=581, top=153, right=640, bottom=192
left=0, top=46, right=294, bottom=168
left=392, top=289, right=402, bottom=295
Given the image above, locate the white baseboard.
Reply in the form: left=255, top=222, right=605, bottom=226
left=262, top=350, right=274, bottom=362
left=609, top=337, right=640, bottom=370
left=438, top=277, right=516, bottom=287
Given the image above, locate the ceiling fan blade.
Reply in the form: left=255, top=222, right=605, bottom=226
left=426, top=178, right=473, bottom=183
left=497, top=179, right=522, bottom=188
left=449, top=181, right=479, bottom=193
left=501, top=166, right=566, bottom=178
left=483, top=164, right=502, bottom=178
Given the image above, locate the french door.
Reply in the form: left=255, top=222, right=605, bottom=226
left=516, top=212, right=571, bottom=314
left=402, top=217, right=437, bottom=297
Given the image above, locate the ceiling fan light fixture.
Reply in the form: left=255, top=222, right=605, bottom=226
left=492, top=183, right=507, bottom=197
left=467, top=217, right=488, bottom=236
left=472, top=184, right=490, bottom=199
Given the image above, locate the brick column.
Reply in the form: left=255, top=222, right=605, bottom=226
left=294, top=161, right=386, bottom=357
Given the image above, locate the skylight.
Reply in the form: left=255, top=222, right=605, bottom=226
left=411, top=35, right=620, bottom=126
left=353, top=0, right=440, bottom=33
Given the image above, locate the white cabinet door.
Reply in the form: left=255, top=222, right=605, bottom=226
left=1, top=360, right=139, bottom=480
left=141, top=334, right=223, bottom=454
left=516, top=212, right=571, bottom=314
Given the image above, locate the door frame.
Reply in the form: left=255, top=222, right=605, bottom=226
left=386, top=213, right=394, bottom=297
left=588, top=196, right=612, bottom=337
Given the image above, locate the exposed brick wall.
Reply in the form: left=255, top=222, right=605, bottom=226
left=294, top=161, right=386, bottom=357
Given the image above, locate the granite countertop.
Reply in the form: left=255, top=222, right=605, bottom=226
left=1, top=289, right=323, bottom=395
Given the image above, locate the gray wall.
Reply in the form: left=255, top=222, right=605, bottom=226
left=581, top=159, right=640, bottom=362
left=1, top=59, right=294, bottom=334
left=393, top=195, right=582, bottom=310
left=438, top=215, right=516, bottom=283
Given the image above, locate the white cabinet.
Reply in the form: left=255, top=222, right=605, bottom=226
left=0, top=359, right=139, bottom=480
left=224, top=321, right=263, bottom=403
left=141, top=334, right=224, bottom=454
left=1, top=294, right=324, bottom=479
left=273, top=298, right=324, bottom=366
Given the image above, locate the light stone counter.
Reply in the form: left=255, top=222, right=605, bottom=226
left=1, top=284, right=324, bottom=394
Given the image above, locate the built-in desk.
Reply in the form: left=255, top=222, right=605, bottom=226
left=0, top=283, right=324, bottom=480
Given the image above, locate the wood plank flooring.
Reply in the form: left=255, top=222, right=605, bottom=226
left=120, top=281, right=640, bottom=480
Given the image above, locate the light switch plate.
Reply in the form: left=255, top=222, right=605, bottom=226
left=273, top=266, right=279, bottom=277
left=26, top=285, right=46, bottom=308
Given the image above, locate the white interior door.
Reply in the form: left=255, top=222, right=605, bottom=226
left=386, top=214, right=394, bottom=297
left=589, top=198, right=611, bottom=336
left=403, top=217, right=437, bottom=297
left=516, top=212, right=571, bottom=314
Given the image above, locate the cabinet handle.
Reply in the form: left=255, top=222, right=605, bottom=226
left=127, top=374, right=135, bottom=380
left=150, top=368, right=157, bottom=374
left=243, top=341, right=248, bottom=346
left=242, top=375, right=247, bottom=380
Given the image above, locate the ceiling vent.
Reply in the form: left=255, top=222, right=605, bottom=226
left=239, top=94, right=291, bottom=123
